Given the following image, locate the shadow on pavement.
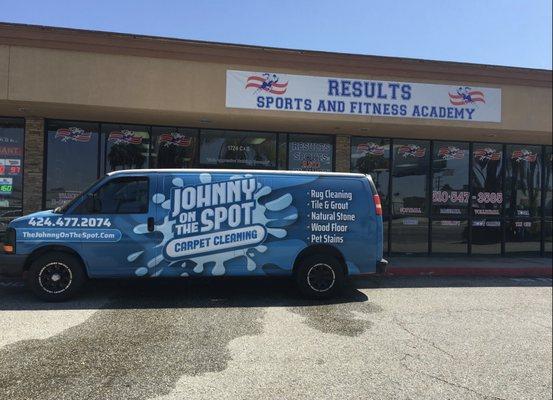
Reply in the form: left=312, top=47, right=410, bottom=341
left=0, top=276, right=370, bottom=311
left=0, top=274, right=551, bottom=311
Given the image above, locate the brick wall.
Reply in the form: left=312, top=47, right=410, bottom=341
left=335, top=135, right=351, bottom=172
left=23, top=117, right=44, bottom=214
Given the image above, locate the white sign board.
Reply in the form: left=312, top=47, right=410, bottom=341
left=226, top=70, right=501, bottom=122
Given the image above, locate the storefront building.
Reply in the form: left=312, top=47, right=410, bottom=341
left=0, top=23, right=551, bottom=256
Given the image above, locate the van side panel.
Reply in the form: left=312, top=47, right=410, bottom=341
left=10, top=171, right=381, bottom=278
left=150, top=171, right=378, bottom=277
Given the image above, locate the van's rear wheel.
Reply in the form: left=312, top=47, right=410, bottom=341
left=295, top=254, right=345, bottom=299
left=27, top=252, right=86, bottom=301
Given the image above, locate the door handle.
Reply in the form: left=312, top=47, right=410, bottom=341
left=147, top=217, right=155, bottom=232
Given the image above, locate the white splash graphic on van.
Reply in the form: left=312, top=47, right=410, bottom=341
left=130, top=173, right=299, bottom=277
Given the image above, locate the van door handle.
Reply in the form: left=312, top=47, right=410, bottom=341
left=147, top=217, right=155, bottom=232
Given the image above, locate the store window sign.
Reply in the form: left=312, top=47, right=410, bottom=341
left=0, top=177, right=13, bottom=195
left=511, top=149, right=537, bottom=162
left=474, top=147, right=502, bottom=161
left=55, top=127, right=92, bottom=143
left=108, top=130, right=144, bottom=144
left=159, top=133, right=193, bottom=147
left=226, top=70, right=502, bottom=122
left=438, top=146, right=465, bottom=160
left=355, top=142, right=385, bottom=156
left=0, top=159, right=21, bottom=175
left=289, top=141, right=332, bottom=171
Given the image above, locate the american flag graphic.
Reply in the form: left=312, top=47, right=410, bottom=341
left=474, top=148, right=502, bottom=161
left=398, top=145, right=426, bottom=158
left=511, top=149, right=537, bottom=162
left=159, top=133, right=192, bottom=147
left=356, top=142, right=385, bottom=156
left=55, top=127, right=92, bottom=143
left=448, top=86, right=486, bottom=106
left=245, top=73, right=288, bottom=95
left=438, top=146, right=465, bottom=160
left=108, top=130, right=143, bottom=145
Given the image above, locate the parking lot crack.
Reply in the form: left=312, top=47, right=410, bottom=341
left=394, top=318, right=455, bottom=359
left=400, top=354, right=506, bottom=400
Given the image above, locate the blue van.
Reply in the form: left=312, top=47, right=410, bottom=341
left=1, top=169, right=386, bottom=300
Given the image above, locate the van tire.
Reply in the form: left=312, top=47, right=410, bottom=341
left=26, top=252, right=86, bottom=301
left=295, top=254, right=345, bottom=299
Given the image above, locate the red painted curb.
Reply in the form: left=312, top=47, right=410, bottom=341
left=385, top=267, right=552, bottom=277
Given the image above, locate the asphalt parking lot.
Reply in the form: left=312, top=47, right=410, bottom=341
left=0, top=275, right=551, bottom=400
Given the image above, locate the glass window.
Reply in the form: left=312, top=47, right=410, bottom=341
left=200, top=130, right=276, bottom=168
left=278, top=133, right=288, bottom=170
left=544, top=146, right=552, bottom=219
left=390, top=217, right=428, bottom=254
left=505, top=145, right=542, bottom=218
left=391, top=139, right=430, bottom=217
left=151, top=127, right=198, bottom=168
left=471, top=143, right=503, bottom=218
left=383, top=217, right=389, bottom=255
left=351, top=137, right=390, bottom=214
left=103, top=124, right=150, bottom=172
left=288, top=134, right=333, bottom=172
left=75, top=177, right=149, bottom=214
left=545, top=219, right=552, bottom=255
left=432, top=141, right=469, bottom=217
left=45, top=121, right=100, bottom=209
left=505, top=219, right=541, bottom=255
left=471, top=219, right=502, bottom=255
left=0, top=118, right=24, bottom=232
left=432, top=220, right=468, bottom=254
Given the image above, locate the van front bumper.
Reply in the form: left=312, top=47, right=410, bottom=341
left=376, top=259, right=388, bottom=274
left=0, top=253, right=26, bottom=277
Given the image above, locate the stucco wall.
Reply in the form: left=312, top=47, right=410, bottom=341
left=0, top=45, right=551, bottom=144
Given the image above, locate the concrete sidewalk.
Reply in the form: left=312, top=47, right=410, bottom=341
left=386, top=256, right=552, bottom=277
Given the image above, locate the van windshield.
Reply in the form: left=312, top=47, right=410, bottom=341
left=53, top=177, right=104, bottom=214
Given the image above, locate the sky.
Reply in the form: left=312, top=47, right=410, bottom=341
left=1, top=0, right=551, bottom=69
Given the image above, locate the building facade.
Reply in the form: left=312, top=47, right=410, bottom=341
left=0, top=23, right=551, bottom=256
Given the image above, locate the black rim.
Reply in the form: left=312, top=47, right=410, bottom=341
left=38, top=262, right=73, bottom=294
left=307, top=263, right=336, bottom=292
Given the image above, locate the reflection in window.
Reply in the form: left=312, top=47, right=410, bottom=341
left=544, top=147, right=552, bottom=219
left=505, top=219, right=541, bottom=255
left=392, top=140, right=430, bottom=217
left=431, top=220, right=468, bottom=254
left=432, top=141, right=469, bottom=217
left=471, top=143, right=503, bottom=218
left=505, top=145, right=541, bottom=218
left=288, top=134, right=333, bottom=172
left=390, top=217, right=428, bottom=254
left=278, top=133, right=288, bottom=170
left=0, top=118, right=24, bottom=232
left=351, top=137, right=390, bottom=214
left=103, top=124, right=150, bottom=172
left=471, top=219, right=502, bottom=255
left=200, top=130, right=276, bottom=168
left=45, top=121, right=99, bottom=209
left=151, top=127, right=198, bottom=168
left=545, top=220, right=552, bottom=255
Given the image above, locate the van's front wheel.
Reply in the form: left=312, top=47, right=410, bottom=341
left=295, top=254, right=345, bottom=299
left=27, top=252, right=86, bottom=301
